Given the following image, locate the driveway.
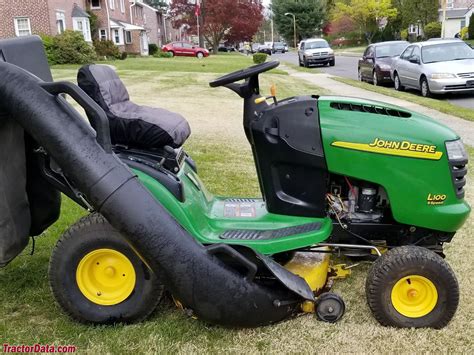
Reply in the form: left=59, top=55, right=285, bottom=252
left=272, top=52, right=474, bottom=110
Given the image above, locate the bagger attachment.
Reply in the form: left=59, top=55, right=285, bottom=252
left=0, top=38, right=313, bottom=327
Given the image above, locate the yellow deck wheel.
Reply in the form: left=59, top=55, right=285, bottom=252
left=391, top=275, right=438, bottom=318
left=76, top=248, right=136, bottom=306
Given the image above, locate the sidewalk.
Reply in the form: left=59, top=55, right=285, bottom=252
left=283, top=66, right=474, bottom=147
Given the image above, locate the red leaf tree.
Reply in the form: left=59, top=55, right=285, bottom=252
left=170, top=0, right=264, bottom=53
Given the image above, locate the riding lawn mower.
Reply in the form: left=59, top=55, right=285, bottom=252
left=0, top=36, right=470, bottom=329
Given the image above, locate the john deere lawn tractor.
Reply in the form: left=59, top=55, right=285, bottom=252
left=0, top=37, right=470, bottom=329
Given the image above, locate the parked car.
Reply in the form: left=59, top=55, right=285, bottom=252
left=257, top=43, right=272, bottom=55
left=284, top=43, right=289, bottom=52
left=272, top=42, right=286, bottom=53
left=391, top=40, right=474, bottom=97
left=298, top=38, right=335, bottom=67
left=162, top=42, right=209, bottom=58
left=358, top=41, right=409, bottom=86
left=217, top=45, right=236, bottom=52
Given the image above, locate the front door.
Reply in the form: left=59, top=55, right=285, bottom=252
left=140, top=32, right=149, bottom=56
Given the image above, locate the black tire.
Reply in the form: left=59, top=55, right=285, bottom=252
left=329, top=59, right=335, bottom=67
left=49, top=213, right=164, bottom=324
left=303, top=57, right=309, bottom=68
left=394, top=72, right=404, bottom=91
left=366, top=246, right=459, bottom=329
left=420, top=76, right=431, bottom=97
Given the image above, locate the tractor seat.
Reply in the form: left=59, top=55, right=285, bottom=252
left=77, top=64, right=190, bottom=149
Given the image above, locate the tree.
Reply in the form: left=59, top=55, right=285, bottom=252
left=272, top=0, right=326, bottom=45
left=423, top=21, right=441, bottom=39
left=396, top=0, right=438, bottom=29
left=332, top=0, right=398, bottom=43
left=170, top=0, right=264, bottom=53
left=144, top=0, right=168, bottom=10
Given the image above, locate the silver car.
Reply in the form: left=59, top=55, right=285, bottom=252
left=391, top=40, right=474, bottom=97
left=298, top=39, right=335, bottom=68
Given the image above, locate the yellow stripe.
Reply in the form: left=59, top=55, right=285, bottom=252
left=331, top=141, right=443, bottom=160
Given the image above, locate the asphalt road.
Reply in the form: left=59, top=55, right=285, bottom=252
left=272, top=52, right=474, bottom=110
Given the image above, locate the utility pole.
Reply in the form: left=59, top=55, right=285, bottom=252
left=441, top=0, right=447, bottom=38
left=285, top=12, right=296, bottom=49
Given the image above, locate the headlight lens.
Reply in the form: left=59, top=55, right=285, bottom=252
left=445, top=140, right=467, bottom=161
left=431, top=73, right=456, bottom=79
left=379, top=64, right=391, bottom=70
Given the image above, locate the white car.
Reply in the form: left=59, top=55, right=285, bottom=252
left=298, top=39, right=335, bottom=67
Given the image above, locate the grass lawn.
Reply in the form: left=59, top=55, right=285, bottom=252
left=1, top=56, right=473, bottom=353
left=333, top=77, right=474, bottom=122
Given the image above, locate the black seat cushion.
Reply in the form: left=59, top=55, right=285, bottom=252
left=77, top=64, right=190, bottom=149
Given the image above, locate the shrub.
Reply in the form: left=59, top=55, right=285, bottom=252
left=253, top=53, right=267, bottom=64
left=148, top=43, right=159, bottom=56
left=94, top=40, right=118, bottom=59
left=40, top=34, right=57, bottom=64
left=93, top=40, right=120, bottom=59
left=469, top=14, right=474, bottom=39
left=120, top=51, right=128, bottom=60
left=423, top=22, right=442, bottom=39
left=400, top=29, right=408, bottom=41
left=48, top=30, right=96, bottom=64
left=153, top=49, right=173, bottom=58
left=460, top=26, right=469, bottom=40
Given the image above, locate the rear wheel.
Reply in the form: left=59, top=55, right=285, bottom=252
left=394, top=73, right=404, bottom=91
left=168, top=51, right=175, bottom=57
left=420, top=77, right=431, bottom=97
left=196, top=52, right=204, bottom=59
left=358, top=68, right=363, bottom=81
left=366, top=246, right=459, bottom=329
left=49, top=214, right=164, bottom=324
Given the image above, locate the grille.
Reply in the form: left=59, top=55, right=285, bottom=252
left=330, top=102, right=411, bottom=118
left=449, top=159, right=468, bottom=199
left=445, top=84, right=471, bottom=90
left=457, top=72, right=474, bottom=78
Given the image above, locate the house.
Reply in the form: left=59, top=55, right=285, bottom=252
left=439, top=0, right=473, bottom=37
left=87, top=0, right=169, bottom=55
left=0, top=0, right=91, bottom=41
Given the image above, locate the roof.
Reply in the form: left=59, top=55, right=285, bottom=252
left=71, top=4, right=89, bottom=18
left=110, top=19, right=145, bottom=31
left=439, top=8, right=470, bottom=19
left=132, top=1, right=160, bottom=12
left=371, top=41, right=409, bottom=47
left=413, top=39, right=465, bottom=47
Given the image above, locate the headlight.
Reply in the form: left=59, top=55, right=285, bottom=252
left=445, top=140, right=468, bottom=161
left=431, top=73, right=456, bottom=79
left=378, top=64, right=391, bottom=70
left=304, top=51, right=312, bottom=56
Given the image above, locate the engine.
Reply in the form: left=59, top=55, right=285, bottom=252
left=326, top=176, right=389, bottom=223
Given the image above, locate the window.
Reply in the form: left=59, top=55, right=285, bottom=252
left=14, top=17, right=31, bottom=37
left=460, top=19, right=466, bottom=30
left=411, top=46, right=421, bottom=61
left=182, top=42, right=192, bottom=48
left=99, top=28, right=107, bottom=41
left=91, top=0, right=101, bottom=9
left=73, top=17, right=91, bottom=42
left=56, top=11, right=66, bottom=34
left=125, top=31, right=132, bottom=44
left=109, top=0, right=115, bottom=10
left=446, top=0, right=454, bottom=9
left=120, top=0, right=125, bottom=13
left=400, top=46, right=414, bottom=60
left=112, top=28, right=124, bottom=45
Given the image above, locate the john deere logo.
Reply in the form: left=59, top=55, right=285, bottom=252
left=427, top=193, right=447, bottom=205
left=332, top=138, right=442, bottom=160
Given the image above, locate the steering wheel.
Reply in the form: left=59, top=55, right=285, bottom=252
left=209, top=61, right=280, bottom=88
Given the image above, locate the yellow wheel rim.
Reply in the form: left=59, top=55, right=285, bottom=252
left=76, top=249, right=136, bottom=306
left=391, top=275, right=438, bottom=318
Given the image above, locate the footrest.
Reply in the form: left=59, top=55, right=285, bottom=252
left=219, top=222, right=322, bottom=240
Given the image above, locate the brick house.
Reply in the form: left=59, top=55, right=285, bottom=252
left=0, top=0, right=91, bottom=41
left=87, top=0, right=168, bottom=55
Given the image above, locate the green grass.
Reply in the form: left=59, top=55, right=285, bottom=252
left=52, top=52, right=287, bottom=75
left=333, top=77, right=474, bottom=122
left=1, top=57, right=473, bottom=353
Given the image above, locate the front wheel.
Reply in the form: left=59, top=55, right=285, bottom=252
left=358, top=68, right=363, bottom=81
left=329, top=59, right=335, bottom=67
left=196, top=52, right=204, bottom=59
left=372, top=71, right=379, bottom=86
left=394, top=73, right=404, bottom=91
left=420, top=77, right=431, bottom=97
left=366, top=246, right=459, bottom=329
left=49, top=214, right=164, bottom=324
left=303, top=57, right=309, bottom=68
